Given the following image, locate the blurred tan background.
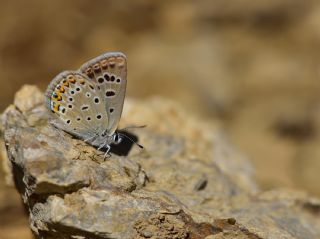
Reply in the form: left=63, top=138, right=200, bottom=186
left=1, top=0, right=320, bottom=238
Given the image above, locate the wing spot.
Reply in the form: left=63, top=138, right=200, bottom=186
left=76, top=87, right=81, bottom=91
left=104, top=74, right=110, bottom=82
left=70, top=90, right=75, bottom=95
left=109, top=108, right=114, bottom=113
left=52, top=93, right=62, bottom=101
left=98, top=77, right=104, bottom=84
left=85, top=68, right=94, bottom=79
left=57, top=85, right=65, bottom=93
left=68, top=104, right=73, bottom=109
left=87, top=117, right=91, bottom=121
left=94, top=97, right=100, bottom=104
left=67, top=76, right=76, bottom=84
left=111, top=75, right=115, bottom=82
left=101, top=60, right=108, bottom=69
left=96, top=114, right=102, bottom=119
left=54, top=104, right=60, bottom=112
left=93, top=63, right=101, bottom=73
left=116, top=78, right=121, bottom=83
left=54, top=105, right=60, bottom=112
left=61, top=108, right=66, bottom=114
left=69, top=97, right=73, bottom=102
left=66, top=119, right=71, bottom=124
left=81, top=105, right=89, bottom=111
left=67, top=75, right=75, bottom=81
left=62, top=79, right=70, bottom=87
left=106, top=90, right=116, bottom=97
left=86, top=92, right=91, bottom=98
left=89, top=85, right=95, bottom=90
left=76, top=117, right=81, bottom=121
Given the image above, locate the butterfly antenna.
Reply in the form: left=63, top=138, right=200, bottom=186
left=121, top=125, right=147, bottom=131
left=117, top=133, right=144, bottom=149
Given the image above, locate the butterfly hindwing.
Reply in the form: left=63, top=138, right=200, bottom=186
left=79, top=52, right=127, bottom=135
left=45, top=71, right=109, bottom=141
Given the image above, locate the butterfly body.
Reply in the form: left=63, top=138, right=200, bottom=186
left=45, top=52, right=127, bottom=156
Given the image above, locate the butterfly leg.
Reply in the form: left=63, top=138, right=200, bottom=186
left=84, top=135, right=97, bottom=143
left=98, top=142, right=107, bottom=151
left=103, top=145, right=111, bottom=160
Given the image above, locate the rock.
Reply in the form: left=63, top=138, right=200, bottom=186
left=2, top=85, right=320, bottom=239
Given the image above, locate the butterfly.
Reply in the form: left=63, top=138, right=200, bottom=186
left=45, top=52, right=141, bottom=157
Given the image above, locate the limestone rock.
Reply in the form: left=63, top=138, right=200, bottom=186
left=2, top=85, right=320, bottom=239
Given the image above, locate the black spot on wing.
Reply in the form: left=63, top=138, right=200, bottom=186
left=106, top=90, right=116, bottom=97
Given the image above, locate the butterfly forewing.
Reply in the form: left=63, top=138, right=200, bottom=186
left=45, top=71, right=109, bottom=141
left=79, top=52, right=127, bottom=135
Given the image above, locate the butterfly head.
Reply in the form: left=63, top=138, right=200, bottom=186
left=90, top=131, right=122, bottom=148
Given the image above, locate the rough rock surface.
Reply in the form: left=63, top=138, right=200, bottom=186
left=2, top=85, right=320, bottom=239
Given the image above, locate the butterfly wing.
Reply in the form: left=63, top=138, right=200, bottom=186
left=79, top=52, right=127, bottom=136
left=45, top=71, right=109, bottom=142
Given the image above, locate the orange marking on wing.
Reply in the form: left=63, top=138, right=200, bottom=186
left=116, top=57, right=125, bottom=67
left=63, top=81, right=70, bottom=87
left=85, top=67, right=94, bottom=78
left=53, top=103, right=60, bottom=112
left=116, top=56, right=125, bottom=63
left=101, top=59, right=108, bottom=69
left=108, top=57, right=116, bottom=67
left=93, top=63, right=101, bottom=73
left=85, top=68, right=92, bottom=74
left=52, top=96, right=61, bottom=102
left=58, top=86, right=65, bottom=93
left=79, top=78, right=85, bottom=85
left=67, top=75, right=76, bottom=84
left=53, top=90, right=62, bottom=101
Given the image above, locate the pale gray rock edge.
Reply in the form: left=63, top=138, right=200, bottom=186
left=2, top=85, right=320, bottom=239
